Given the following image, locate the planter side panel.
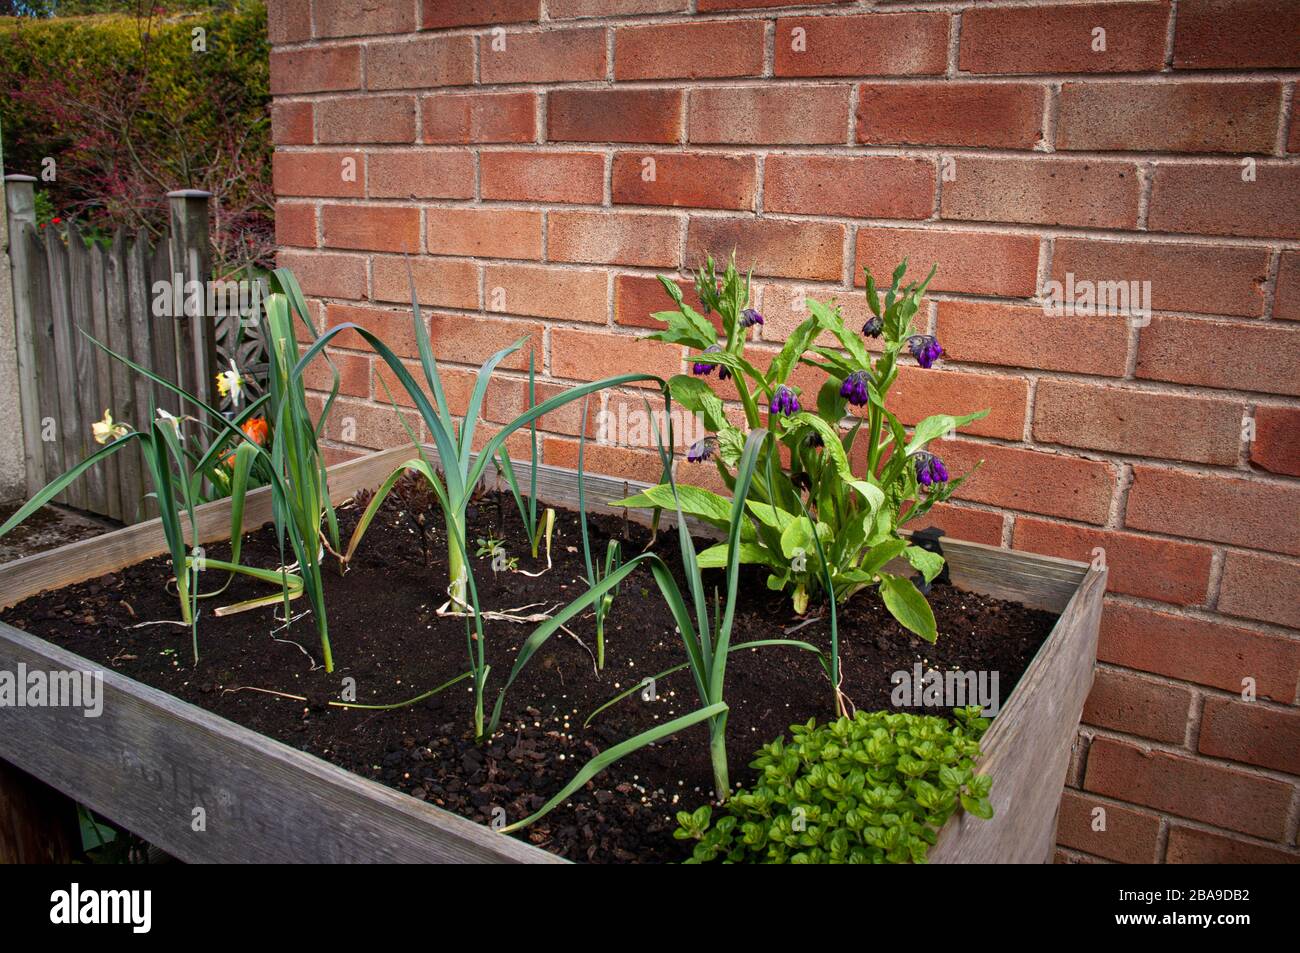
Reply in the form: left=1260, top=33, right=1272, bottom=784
left=929, top=566, right=1106, bottom=863
left=0, top=623, right=561, bottom=864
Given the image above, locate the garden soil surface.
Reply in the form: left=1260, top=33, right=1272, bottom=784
left=2, top=488, right=1058, bottom=863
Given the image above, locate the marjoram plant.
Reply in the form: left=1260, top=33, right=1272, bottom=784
left=621, top=254, right=987, bottom=642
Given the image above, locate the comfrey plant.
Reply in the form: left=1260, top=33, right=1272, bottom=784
left=623, top=254, right=987, bottom=642
left=675, top=707, right=993, bottom=864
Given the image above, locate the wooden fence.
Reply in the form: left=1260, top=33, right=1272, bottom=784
left=4, top=177, right=221, bottom=524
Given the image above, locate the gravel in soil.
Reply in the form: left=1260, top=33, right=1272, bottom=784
left=1, top=488, right=1058, bottom=863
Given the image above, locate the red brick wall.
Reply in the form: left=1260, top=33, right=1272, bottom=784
left=268, top=0, right=1300, bottom=863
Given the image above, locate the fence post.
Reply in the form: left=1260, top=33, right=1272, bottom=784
left=166, top=190, right=215, bottom=442
left=4, top=175, right=45, bottom=497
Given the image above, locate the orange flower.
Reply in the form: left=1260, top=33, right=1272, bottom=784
left=241, top=416, right=269, bottom=445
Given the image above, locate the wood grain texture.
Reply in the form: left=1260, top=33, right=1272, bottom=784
left=0, top=757, right=79, bottom=864
left=0, top=446, right=1101, bottom=864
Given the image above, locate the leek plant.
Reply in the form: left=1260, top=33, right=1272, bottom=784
left=577, top=397, right=621, bottom=670
left=489, top=426, right=829, bottom=828
left=308, top=266, right=670, bottom=738
left=497, top=352, right=555, bottom=568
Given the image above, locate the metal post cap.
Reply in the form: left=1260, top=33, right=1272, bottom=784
left=166, top=189, right=213, bottom=199
left=4, top=174, right=38, bottom=183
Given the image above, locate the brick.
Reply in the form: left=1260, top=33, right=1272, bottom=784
left=1166, top=825, right=1300, bottom=864
left=321, top=204, right=420, bottom=254
left=758, top=283, right=873, bottom=351
left=1082, top=668, right=1194, bottom=743
left=481, top=28, right=606, bottom=84
left=422, top=92, right=536, bottom=144
left=1084, top=737, right=1292, bottom=839
left=273, top=151, right=364, bottom=198
left=314, top=0, right=414, bottom=38
left=268, top=0, right=310, bottom=44
left=1057, top=81, right=1282, bottom=154
left=614, top=275, right=715, bottom=331
left=937, top=440, right=1116, bottom=523
left=612, top=153, right=757, bottom=211
left=687, top=216, right=844, bottom=281
left=484, top=263, right=608, bottom=323
left=300, top=346, right=369, bottom=398
left=1051, top=238, right=1269, bottom=318
left=857, top=82, right=1045, bottom=149
left=1099, top=600, right=1300, bottom=700
left=367, top=36, right=474, bottom=90
left=425, top=314, right=544, bottom=372
left=275, top=202, right=317, bottom=248
left=774, top=13, right=947, bottom=77
left=426, top=208, right=543, bottom=260
left=936, top=301, right=1129, bottom=376
left=1056, top=790, right=1162, bottom=863
left=1277, top=251, right=1300, bottom=320
left=616, top=20, right=764, bottom=80
left=689, top=85, right=850, bottom=145
left=1149, top=163, right=1300, bottom=239
left=902, top=501, right=1004, bottom=546
left=550, top=0, right=688, bottom=16
left=317, top=96, right=415, bottom=144
left=1013, top=518, right=1212, bottom=605
left=271, top=101, right=313, bottom=145
left=1033, top=380, right=1243, bottom=465
left=548, top=210, right=682, bottom=267
left=276, top=250, right=367, bottom=300
left=322, top=396, right=422, bottom=451
left=325, top=303, right=421, bottom=358
left=549, top=89, right=684, bottom=144
left=764, top=155, right=933, bottom=219
left=366, top=150, right=474, bottom=199
left=480, top=151, right=604, bottom=204
left=1250, top=405, right=1300, bottom=477
left=960, top=2, right=1170, bottom=74
left=1174, top=0, right=1300, bottom=69
left=1127, top=465, right=1300, bottom=555
left=855, top=228, right=1040, bottom=298
left=269, top=46, right=361, bottom=95
left=887, top=366, right=1028, bottom=441
left=1218, top=550, right=1300, bottom=629
left=1200, top=697, right=1300, bottom=774
left=372, top=256, right=480, bottom=310
left=551, top=329, right=682, bottom=384
left=700, top=0, right=852, bottom=8
left=421, top=0, right=540, bottom=29
left=1136, top=316, right=1300, bottom=397
left=941, top=157, right=1140, bottom=229
left=543, top=437, right=666, bottom=484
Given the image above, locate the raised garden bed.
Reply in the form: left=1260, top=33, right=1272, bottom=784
left=0, top=445, right=1104, bottom=864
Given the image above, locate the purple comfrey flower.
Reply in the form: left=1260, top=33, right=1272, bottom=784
left=906, top=334, right=943, bottom=369
left=839, top=370, right=872, bottom=407
left=687, top=436, right=719, bottom=463
left=913, top=451, right=950, bottom=489
left=862, top=316, right=883, bottom=338
left=769, top=385, right=800, bottom=417
left=691, top=345, right=731, bottom=380
left=740, top=308, right=764, bottom=328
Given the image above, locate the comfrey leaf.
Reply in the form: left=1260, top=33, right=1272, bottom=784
left=904, top=411, right=989, bottom=455
left=647, top=306, right=716, bottom=350
left=904, top=545, right=945, bottom=584
left=878, top=572, right=938, bottom=643
left=667, top=374, right=729, bottom=432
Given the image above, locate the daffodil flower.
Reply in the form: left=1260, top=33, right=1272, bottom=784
left=157, top=408, right=185, bottom=443
left=92, top=409, right=128, bottom=445
left=216, top=360, right=244, bottom=406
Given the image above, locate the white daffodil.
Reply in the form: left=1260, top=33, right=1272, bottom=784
left=216, top=360, right=244, bottom=406
left=92, top=409, right=128, bottom=445
left=157, top=408, right=185, bottom=443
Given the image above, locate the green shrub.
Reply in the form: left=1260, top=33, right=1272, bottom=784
left=675, top=707, right=994, bottom=864
left=0, top=1, right=271, bottom=272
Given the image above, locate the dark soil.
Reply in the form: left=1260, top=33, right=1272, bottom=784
left=1, top=489, right=1057, bottom=863
left=0, top=500, right=114, bottom=563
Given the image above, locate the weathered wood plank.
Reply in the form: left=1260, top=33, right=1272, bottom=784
left=0, top=622, right=560, bottom=864
left=126, top=232, right=159, bottom=520
left=104, top=232, right=144, bottom=523
left=45, top=231, right=84, bottom=509
left=88, top=241, right=122, bottom=522
left=3, top=178, right=47, bottom=496
left=68, top=227, right=108, bottom=516
left=0, top=758, right=80, bottom=864
left=21, top=224, right=63, bottom=499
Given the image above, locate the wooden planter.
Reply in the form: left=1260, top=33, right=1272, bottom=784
left=0, top=446, right=1104, bottom=864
